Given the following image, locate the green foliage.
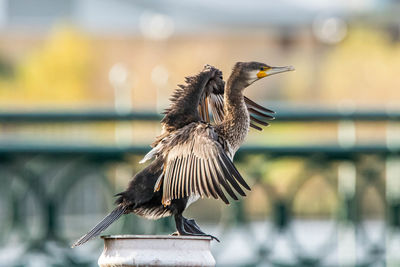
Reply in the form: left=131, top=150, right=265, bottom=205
left=0, top=25, right=92, bottom=106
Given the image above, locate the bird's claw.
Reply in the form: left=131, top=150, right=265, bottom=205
left=207, top=234, right=220, bottom=242
left=171, top=231, right=220, bottom=242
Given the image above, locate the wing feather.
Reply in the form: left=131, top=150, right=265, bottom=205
left=250, top=123, right=262, bottom=131
left=178, top=156, right=187, bottom=199
left=244, top=96, right=275, bottom=113
left=173, top=157, right=181, bottom=199
left=212, top=157, right=238, bottom=201
left=250, top=115, right=270, bottom=126
left=160, top=123, right=249, bottom=205
left=190, top=155, right=197, bottom=194
left=185, top=155, right=193, bottom=196
left=218, top=155, right=247, bottom=197
left=207, top=159, right=229, bottom=204
left=195, top=157, right=205, bottom=197
left=203, top=159, right=218, bottom=199
left=199, top=159, right=211, bottom=198
left=248, top=107, right=275, bottom=120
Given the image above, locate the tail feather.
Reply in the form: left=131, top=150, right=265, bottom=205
left=71, top=205, right=127, bottom=248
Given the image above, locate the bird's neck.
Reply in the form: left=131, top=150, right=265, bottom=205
left=218, top=75, right=250, bottom=154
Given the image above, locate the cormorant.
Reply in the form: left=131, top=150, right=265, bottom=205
left=72, top=62, right=294, bottom=247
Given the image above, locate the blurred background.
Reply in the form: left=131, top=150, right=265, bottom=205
left=0, top=0, right=400, bottom=266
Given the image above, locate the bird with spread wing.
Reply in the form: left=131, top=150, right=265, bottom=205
left=72, top=62, right=294, bottom=247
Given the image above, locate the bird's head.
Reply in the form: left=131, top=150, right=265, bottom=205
left=232, top=61, right=295, bottom=88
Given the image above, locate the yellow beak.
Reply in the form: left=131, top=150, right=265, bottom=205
left=257, top=70, right=267, bottom=78
left=257, top=65, right=295, bottom=79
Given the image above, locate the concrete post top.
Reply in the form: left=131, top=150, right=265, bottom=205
left=101, top=234, right=212, bottom=241
left=98, top=235, right=216, bottom=266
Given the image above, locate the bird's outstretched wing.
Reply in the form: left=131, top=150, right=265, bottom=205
left=243, top=96, right=276, bottom=130
left=154, top=122, right=250, bottom=206
left=160, top=65, right=222, bottom=133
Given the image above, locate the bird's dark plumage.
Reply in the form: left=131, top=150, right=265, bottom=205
left=72, top=62, right=293, bottom=247
left=71, top=205, right=126, bottom=248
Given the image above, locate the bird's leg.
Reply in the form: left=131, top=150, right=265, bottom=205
left=173, top=213, right=190, bottom=235
left=173, top=214, right=220, bottom=242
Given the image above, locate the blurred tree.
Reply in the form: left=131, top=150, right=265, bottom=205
left=285, top=27, right=400, bottom=106
left=319, top=27, right=400, bottom=105
left=0, top=25, right=92, bottom=107
left=0, top=56, right=14, bottom=79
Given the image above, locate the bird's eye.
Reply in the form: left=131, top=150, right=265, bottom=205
left=260, top=67, right=264, bottom=71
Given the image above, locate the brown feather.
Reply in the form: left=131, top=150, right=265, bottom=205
left=250, top=115, right=270, bottom=126
left=244, top=96, right=275, bottom=113
left=248, top=108, right=275, bottom=120
left=250, top=123, right=262, bottom=131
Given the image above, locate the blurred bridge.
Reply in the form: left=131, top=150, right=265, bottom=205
left=0, top=109, right=399, bottom=266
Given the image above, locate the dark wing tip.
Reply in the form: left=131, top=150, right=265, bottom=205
left=221, top=196, right=230, bottom=204
left=222, top=154, right=251, bottom=191
left=250, top=123, right=263, bottom=131
left=244, top=96, right=275, bottom=114
left=250, top=115, right=270, bottom=126
left=248, top=108, right=275, bottom=120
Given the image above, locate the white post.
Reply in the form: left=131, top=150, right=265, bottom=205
left=151, top=64, right=169, bottom=113
left=109, top=63, right=133, bottom=146
left=337, top=162, right=356, bottom=267
left=98, top=235, right=216, bottom=267
left=337, top=120, right=356, bottom=148
left=386, top=157, right=400, bottom=266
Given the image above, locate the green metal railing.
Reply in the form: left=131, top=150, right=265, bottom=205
left=0, top=109, right=399, bottom=122
left=0, top=109, right=399, bottom=267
